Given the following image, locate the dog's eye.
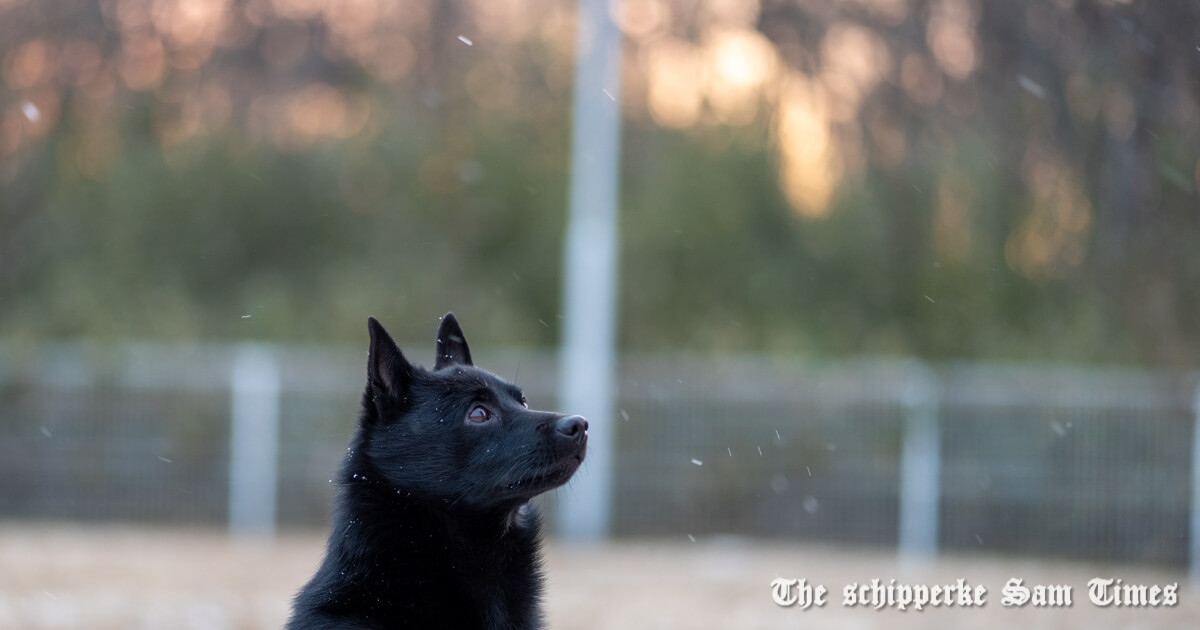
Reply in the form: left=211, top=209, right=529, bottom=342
left=520, top=397, right=528, bottom=408
left=467, top=406, right=491, bottom=423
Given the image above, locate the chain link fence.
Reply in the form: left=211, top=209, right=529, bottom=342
left=0, top=341, right=1196, bottom=566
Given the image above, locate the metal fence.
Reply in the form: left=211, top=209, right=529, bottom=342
left=0, top=341, right=1196, bottom=567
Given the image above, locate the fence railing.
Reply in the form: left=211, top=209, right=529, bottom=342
left=0, top=340, right=1196, bottom=571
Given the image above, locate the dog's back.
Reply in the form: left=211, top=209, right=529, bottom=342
left=287, top=314, right=587, bottom=630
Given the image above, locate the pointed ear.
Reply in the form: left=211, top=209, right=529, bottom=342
left=434, top=312, right=473, bottom=369
left=367, top=317, right=413, bottom=397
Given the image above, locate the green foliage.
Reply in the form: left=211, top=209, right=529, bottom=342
left=1, top=0, right=1198, bottom=367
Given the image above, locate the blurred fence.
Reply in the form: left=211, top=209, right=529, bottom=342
left=0, top=341, right=1197, bottom=567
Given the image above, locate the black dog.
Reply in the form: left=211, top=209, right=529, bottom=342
left=287, top=314, right=587, bottom=629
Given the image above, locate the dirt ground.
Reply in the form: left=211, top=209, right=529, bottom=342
left=0, top=523, right=1195, bottom=629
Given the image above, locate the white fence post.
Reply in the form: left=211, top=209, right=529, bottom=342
left=228, top=345, right=281, bottom=540
left=557, top=0, right=623, bottom=540
left=1190, top=381, right=1200, bottom=579
left=898, top=362, right=940, bottom=563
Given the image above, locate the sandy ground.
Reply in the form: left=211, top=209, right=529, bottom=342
left=0, top=523, right=1195, bottom=629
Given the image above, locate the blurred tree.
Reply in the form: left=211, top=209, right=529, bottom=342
left=0, top=0, right=1196, bottom=366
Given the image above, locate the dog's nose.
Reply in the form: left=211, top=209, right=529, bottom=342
left=556, top=415, right=588, bottom=441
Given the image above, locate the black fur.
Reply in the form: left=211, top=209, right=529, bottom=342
left=287, top=314, right=588, bottom=629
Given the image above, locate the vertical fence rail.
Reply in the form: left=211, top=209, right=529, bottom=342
left=228, top=345, right=281, bottom=540
left=898, top=363, right=941, bottom=563
left=1191, top=381, right=1200, bottom=578
left=557, top=0, right=624, bottom=540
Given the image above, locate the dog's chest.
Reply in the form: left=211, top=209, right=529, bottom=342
left=373, top=512, right=544, bottom=629
left=461, top=531, right=543, bottom=630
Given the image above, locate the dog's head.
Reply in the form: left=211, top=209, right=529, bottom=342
left=355, top=314, right=587, bottom=511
